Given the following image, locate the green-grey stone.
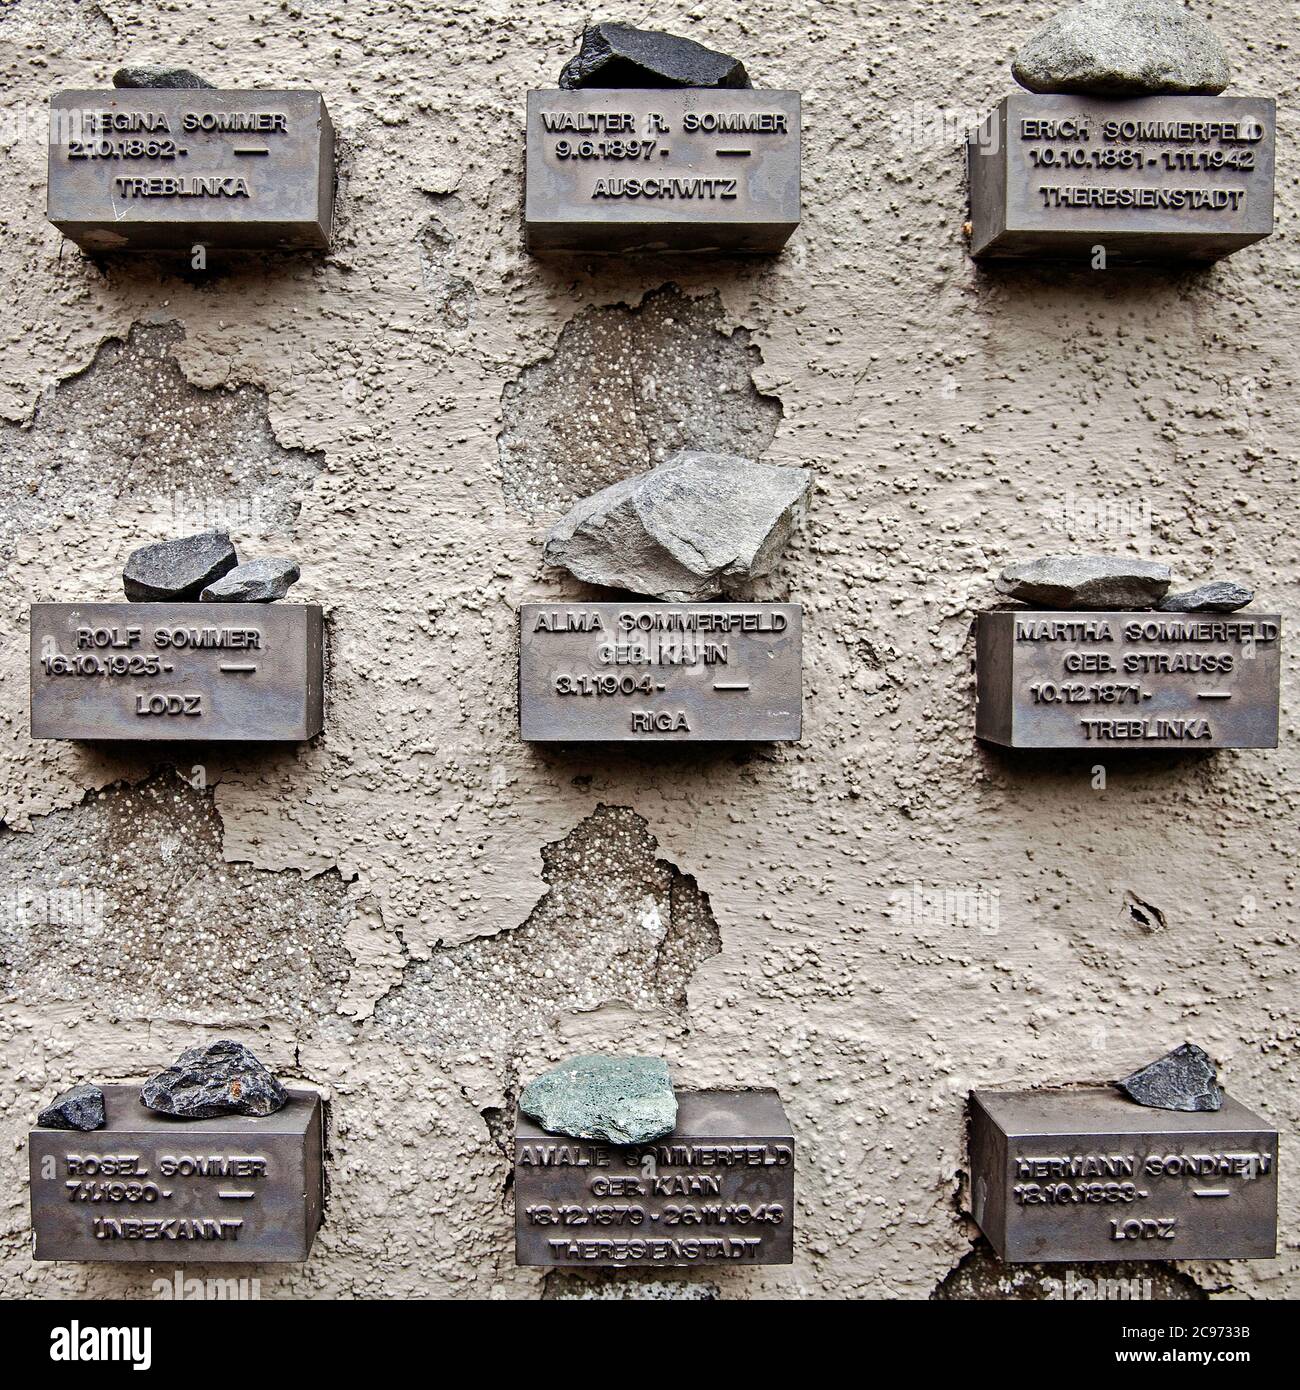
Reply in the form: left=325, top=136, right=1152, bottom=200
left=520, top=1054, right=677, bottom=1145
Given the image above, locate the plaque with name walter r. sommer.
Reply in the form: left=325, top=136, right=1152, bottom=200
left=968, top=95, right=1275, bottom=261
left=525, top=89, right=800, bottom=253
left=30, top=1085, right=323, bottom=1263
left=31, top=603, right=324, bottom=741
left=519, top=602, right=801, bottom=742
left=969, top=1089, right=1277, bottom=1263
left=975, top=611, right=1280, bottom=749
left=515, top=1089, right=794, bottom=1267
left=48, top=89, right=334, bottom=252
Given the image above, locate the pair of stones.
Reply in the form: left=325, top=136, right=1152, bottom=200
left=996, top=556, right=1253, bottom=612
left=122, top=531, right=300, bottom=603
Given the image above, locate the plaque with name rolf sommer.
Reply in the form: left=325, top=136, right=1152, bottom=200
left=515, top=1089, right=794, bottom=1267
left=519, top=602, right=801, bottom=743
left=47, top=89, right=334, bottom=252
left=30, top=603, right=324, bottom=742
left=30, top=1085, right=324, bottom=1263
left=975, top=610, right=1279, bottom=749
left=969, top=1088, right=1277, bottom=1263
left=968, top=94, right=1274, bottom=261
left=525, top=89, right=800, bottom=253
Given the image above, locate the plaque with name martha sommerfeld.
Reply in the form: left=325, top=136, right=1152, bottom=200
left=969, top=1089, right=1277, bottom=1262
left=30, top=1085, right=323, bottom=1263
left=47, top=89, right=334, bottom=252
left=975, top=611, right=1280, bottom=749
left=30, top=602, right=324, bottom=741
left=519, top=602, right=801, bottom=742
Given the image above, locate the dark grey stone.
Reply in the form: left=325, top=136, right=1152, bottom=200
left=123, top=530, right=238, bottom=602
left=544, top=450, right=811, bottom=601
left=995, top=554, right=1171, bottom=609
left=37, top=1082, right=106, bottom=1131
left=200, top=556, right=300, bottom=603
left=559, top=22, right=750, bottom=90
left=520, top=1054, right=678, bottom=1145
left=1159, top=580, right=1254, bottom=613
left=140, top=1039, right=288, bottom=1119
left=1012, top=0, right=1230, bottom=96
left=1117, top=1043, right=1224, bottom=1112
left=113, top=66, right=214, bottom=90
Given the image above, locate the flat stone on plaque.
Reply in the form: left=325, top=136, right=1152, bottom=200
left=969, top=1087, right=1277, bottom=1262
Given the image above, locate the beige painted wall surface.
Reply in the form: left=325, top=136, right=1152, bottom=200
left=0, top=0, right=1294, bottom=1299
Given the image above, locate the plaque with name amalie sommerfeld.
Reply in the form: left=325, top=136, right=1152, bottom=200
left=515, top=1090, right=794, bottom=1268
left=30, top=602, right=324, bottom=742
left=30, top=1085, right=323, bottom=1263
left=48, top=88, right=334, bottom=252
left=970, top=1089, right=1277, bottom=1263
left=975, top=610, right=1280, bottom=750
left=519, top=602, right=801, bottom=743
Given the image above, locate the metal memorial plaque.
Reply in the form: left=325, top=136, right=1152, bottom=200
left=525, top=89, right=800, bottom=253
left=515, top=1089, right=794, bottom=1267
left=975, top=610, right=1280, bottom=750
left=519, top=602, right=801, bottom=743
left=48, top=89, right=334, bottom=252
left=30, top=1084, right=324, bottom=1263
left=31, top=602, right=325, bottom=742
left=969, top=1088, right=1278, bottom=1263
left=968, top=94, right=1275, bottom=261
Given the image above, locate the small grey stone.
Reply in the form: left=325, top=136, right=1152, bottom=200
left=559, top=22, right=750, bottom=90
left=113, top=66, right=214, bottom=90
left=200, top=557, right=301, bottom=603
left=37, top=1083, right=106, bottom=1132
left=995, top=554, right=1171, bottom=609
left=1159, top=580, right=1253, bottom=613
left=520, top=1054, right=678, bottom=1145
left=123, top=531, right=238, bottom=602
left=140, top=1039, right=288, bottom=1120
left=544, top=450, right=811, bottom=601
left=1116, top=1043, right=1223, bottom=1112
left=1013, top=0, right=1230, bottom=96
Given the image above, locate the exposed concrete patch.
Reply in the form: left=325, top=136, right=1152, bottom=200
left=498, top=285, right=783, bottom=517
left=418, top=200, right=478, bottom=331
left=932, top=1241, right=1208, bottom=1300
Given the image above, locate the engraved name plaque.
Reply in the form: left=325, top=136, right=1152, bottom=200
left=525, top=89, right=800, bottom=253
left=48, top=89, right=334, bottom=252
left=30, top=1084, right=324, bottom=1263
left=31, top=602, right=324, bottom=742
left=519, top=602, right=801, bottom=743
left=968, top=94, right=1275, bottom=261
left=975, top=610, right=1280, bottom=749
left=515, top=1089, right=794, bottom=1267
left=969, top=1088, right=1278, bottom=1263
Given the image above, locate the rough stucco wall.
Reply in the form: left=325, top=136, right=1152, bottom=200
left=0, top=0, right=1295, bottom=1300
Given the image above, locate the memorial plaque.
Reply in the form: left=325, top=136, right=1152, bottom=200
left=515, top=1089, right=794, bottom=1267
left=30, top=1084, right=323, bottom=1263
left=48, top=89, right=334, bottom=252
left=30, top=602, right=324, bottom=742
left=968, top=94, right=1274, bottom=261
left=969, top=1088, right=1277, bottom=1263
left=525, top=89, right=800, bottom=252
left=519, top=602, right=801, bottom=743
left=975, top=610, right=1279, bottom=749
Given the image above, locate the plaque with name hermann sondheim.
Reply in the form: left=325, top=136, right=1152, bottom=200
left=30, top=1085, right=323, bottom=1263
left=969, top=1089, right=1277, bottom=1263
left=30, top=603, right=324, bottom=742
left=519, top=602, right=801, bottom=742
left=47, top=89, right=334, bottom=252
left=968, top=94, right=1275, bottom=260
left=975, top=611, right=1280, bottom=749
left=515, top=1090, right=794, bottom=1267
left=525, top=89, right=800, bottom=253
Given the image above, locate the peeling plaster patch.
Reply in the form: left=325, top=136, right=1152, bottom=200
left=372, top=805, right=721, bottom=1052
left=0, top=323, right=325, bottom=567
left=931, top=1242, right=1206, bottom=1300
left=418, top=202, right=477, bottom=331
left=0, top=770, right=353, bottom=1021
left=497, top=285, right=783, bottom=517
left=1122, top=890, right=1167, bottom=933
left=543, top=1271, right=721, bottom=1299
